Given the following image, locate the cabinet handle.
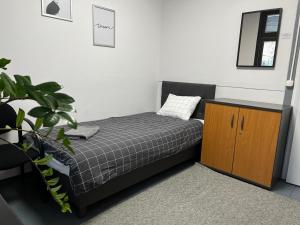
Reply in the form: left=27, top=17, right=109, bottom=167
left=241, top=116, right=245, bottom=131
left=231, top=115, right=235, bottom=128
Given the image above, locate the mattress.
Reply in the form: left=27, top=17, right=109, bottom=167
left=41, top=113, right=203, bottom=195
left=46, top=118, right=204, bottom=177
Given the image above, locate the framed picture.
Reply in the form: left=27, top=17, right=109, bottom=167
left=41, top=0, right=72, bottom=22
left=92, top=5, right=115, bottom=48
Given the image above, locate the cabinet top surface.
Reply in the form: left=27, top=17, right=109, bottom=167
left=205, top=98, right=291, bottom=112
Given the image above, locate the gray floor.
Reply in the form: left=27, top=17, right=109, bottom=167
left=1, top=162, right=300, bottom=225
left=273, top=179, right=300, bottom=200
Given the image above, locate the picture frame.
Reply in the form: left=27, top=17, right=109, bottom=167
left=92, top=5, right=116, bottom=48
left=41, top=0, right=72, bottom=22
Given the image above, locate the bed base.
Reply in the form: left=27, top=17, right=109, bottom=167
left=58, top=144, right=200, bottom=217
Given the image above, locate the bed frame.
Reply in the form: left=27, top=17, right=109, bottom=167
left=58, top=81, right=216, bottom=217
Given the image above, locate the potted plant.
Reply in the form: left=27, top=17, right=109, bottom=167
left=0, top=58, right=77, bottom=213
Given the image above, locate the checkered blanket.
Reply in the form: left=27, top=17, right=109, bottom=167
left=42, top=112, right=202, bottom=195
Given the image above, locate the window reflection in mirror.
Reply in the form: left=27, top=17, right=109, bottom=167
left=261, top=41, right=276, bottom=66
left=237, top=8, right=282, bottom=68
left=265, top=15, right=280, bottom=33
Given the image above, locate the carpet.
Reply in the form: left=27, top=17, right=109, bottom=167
left=84, top=164, right=300, bottom=225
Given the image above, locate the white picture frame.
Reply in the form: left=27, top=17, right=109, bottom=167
left=92, top=5, right=116, bottom=48
left=41, top=0, right=72, bottom=22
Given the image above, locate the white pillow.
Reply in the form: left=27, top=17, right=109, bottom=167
left=157, top=94, right=201, bottom=120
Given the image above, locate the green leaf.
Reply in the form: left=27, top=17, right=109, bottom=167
left=14, top=86, right=26, bottom=98
left=33, top=155, right=53, bottom=166
left=16, top=108, right=25, bottom=127
left=56, top=128, right=65, bottom=141
left=3, top=88, right=9, bottom=97
left=43, top=113, right=60, bottom=127
left=62, top=137, right=74, bottom=154
left=68, top=121, right=77, bottom=129
left=28, top=106, right=51, bottom=118
left=63, top=138, right=71, bottom=146
left=63, top=143, right=74, bottom=154
left=42, top=168, right=53, bottom=177
left=28, top=91, right=48, bottom=107
left=56, top=193, right=66, bottom=200
left=51, top=185, right=62, bottom=193
left=28, top=91, right=58, bottom=110
left=57, top=103, right=74, bottom=112
left=57, top=112, right=77, bottom=128
left=1, top=73, right=16, bottom=97
left=14, top=75, right=32, bottom=95
left=61, top=203, right=72, bottom=213
left=0, top=77, right=4, bottom=92
left=63, top=195, right=69, bottom=202
left=0, top=58, right=11, bottom=70
left=14, top=75, right=31, bottom=86
left=47, top=178, right=59, bottom=187
left=44, top=95, right=59, bottom=110
left=29, top=91, right=59, bottom=110
left=51, top=93, right=75, bottom=104
left=35, top=82, right=61, bottom=93
left=34, top=118, right=43, bottom=130
left=21, top=143, right=29, bottom=151
left=13, top=75, right=31, bottom=98
left=45, top=127, right=53, bottom=136
left=21, top=143, right=33, bottom=152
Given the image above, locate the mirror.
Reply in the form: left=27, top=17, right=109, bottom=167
left=237, top=8, right=282, bottom=68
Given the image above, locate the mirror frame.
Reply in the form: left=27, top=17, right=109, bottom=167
left=236, top=8, right=283, bottom=68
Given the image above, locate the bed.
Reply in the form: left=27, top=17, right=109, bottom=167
left=41, top=81, right=216, bottom=217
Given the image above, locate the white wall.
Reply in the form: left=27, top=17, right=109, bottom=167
left=287, top=55, right=300, bottom=185
left=0, top=0, right=162, bottom=179
left=160, top=0, right=298, bottom=104
left=0, top=0, right=162, bottom=122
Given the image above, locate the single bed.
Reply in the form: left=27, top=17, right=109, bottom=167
left=41, top=81, right=216, bottom=217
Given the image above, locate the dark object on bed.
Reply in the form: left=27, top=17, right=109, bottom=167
left=56, top=81, right=216, bottom=217
left=161, top=81, right=216, bottom=119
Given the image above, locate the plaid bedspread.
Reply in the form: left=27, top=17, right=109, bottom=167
left=42, top=112, right=202, bottom=195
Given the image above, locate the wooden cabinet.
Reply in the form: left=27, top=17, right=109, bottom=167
left=232, top=108, right=281, bottom=187
left=201, top=104, right=239, bottom=173
left=201, top=99, right=291, bottom=188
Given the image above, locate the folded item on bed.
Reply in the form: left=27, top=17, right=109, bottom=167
left=65, top=126, right=99, bottom=140
left=37, top=112, right=202, bottom=195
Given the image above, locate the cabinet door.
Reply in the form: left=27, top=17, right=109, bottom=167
left=232, top=108, right=281, bottom=187
left=201, top=103, right=239, bottom=173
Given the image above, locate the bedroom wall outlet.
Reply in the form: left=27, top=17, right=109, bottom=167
left=286, top=79, right=294, bottom=87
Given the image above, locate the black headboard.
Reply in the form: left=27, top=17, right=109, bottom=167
left=161, top=81, right=216, bottom=119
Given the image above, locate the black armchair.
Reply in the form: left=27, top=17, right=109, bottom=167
left=0, top=103, right=39, bottom=176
